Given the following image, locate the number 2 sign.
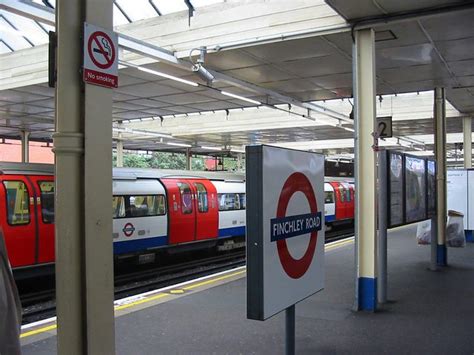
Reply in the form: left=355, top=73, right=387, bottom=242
left=377, top=116, right=393, bottom=138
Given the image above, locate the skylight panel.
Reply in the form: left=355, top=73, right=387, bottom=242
left=1, top=12, right=48, bottom=45
left=113, top=4, right=130, bottom=26
left=115, top=0, right=157, bottom=22
left=150, top=0, right=188, bottom=15
left=0, top=16, right=32, bottom=50
left=191, top=0, right=223, bottom=8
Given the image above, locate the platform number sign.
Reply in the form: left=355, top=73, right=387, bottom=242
left=83, top=23, right=118, bottom=88
left=246, top=145, right=325, bottom=321
left=377, top=116, right=393, bottom=138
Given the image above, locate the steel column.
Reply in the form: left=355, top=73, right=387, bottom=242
left=116, top=133, right=124, bottom=168
left=53, top=0, right=115, bottom=353
left=185, top=148, right=191, bottom=170
left=464, top=117, right=472, bottom=169
left=20, top=130, right=29, bottom=163
left=354, top=28, right=377, bottom=311
left=377, top=151, right=387, bottom=304
left=285, top=305, right=295, bottom=355
left=434, top=88, right=447, bottom=266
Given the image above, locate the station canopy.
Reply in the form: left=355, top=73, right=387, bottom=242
left=1, top=0, right=473, bottom=163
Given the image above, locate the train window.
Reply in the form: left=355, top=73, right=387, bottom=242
left=38, top=181, right=55, bottom=223
left=127, top=195, right=166, bottom=217
left=3, top=181, right=30, bottom=225
left=113, top=196, right=126, bottom=218
left=177, top=182, right=193, bottom=214
left=339, top=186, right=345, bottom=202
left=194, top=183, right=208, bottom=213
left=217, top=193, right=246, bottom=211
left=324, top=191, right=334, bottom=204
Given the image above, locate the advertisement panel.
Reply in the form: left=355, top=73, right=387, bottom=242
left=405, top=155, right=427, bottom=223
left=388, top=151, right=404, bottom=227
left=426, top=160, right=436, bottom=218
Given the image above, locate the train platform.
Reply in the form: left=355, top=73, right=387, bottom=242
left=20, top=224, right=474, bottom=354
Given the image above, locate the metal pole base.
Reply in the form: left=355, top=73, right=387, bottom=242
left=285, top=305, right=295, bottom=355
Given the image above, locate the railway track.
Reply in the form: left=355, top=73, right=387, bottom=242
left=21, top=230, right=354, bottom=324
left=21, top=250, right=246, bottom=324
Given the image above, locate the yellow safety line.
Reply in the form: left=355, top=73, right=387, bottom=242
left=20, top=324, right=57, bottom=338
left=182, top=270, right=246, bottom=291
left=21, top=238, right=353, bottom=339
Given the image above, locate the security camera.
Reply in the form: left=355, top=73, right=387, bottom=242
left=190, top=46, right=215, bottom=85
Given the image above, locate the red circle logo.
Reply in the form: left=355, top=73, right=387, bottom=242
left=88, top=31, right=116, bottom=70
left=276, top=172, right=319, bottom=279
left=122, top=223, right=135, bottom=237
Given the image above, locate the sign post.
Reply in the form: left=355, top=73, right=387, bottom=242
left=246, top=145, right=325, bottom=354
left=83, top=23, right=118, bottom=88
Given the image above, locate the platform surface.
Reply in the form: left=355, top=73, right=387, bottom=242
left=21, top=224, right=474, bottom=354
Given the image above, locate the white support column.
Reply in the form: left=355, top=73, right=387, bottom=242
left=20, top=130, right=29, bottom=163
left=185, top=148, right=191, bottom=170
left=53, top=0, right=115, bottom=354
left=434, top=87, right=447, bottom=266
left=353, top=28, right=377, bottom=311
left=464, top=117, right=472, bottom=169
left=116, top=133, right=124, bottom=168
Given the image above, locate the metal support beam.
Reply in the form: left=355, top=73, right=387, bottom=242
left=116, top=134, right=124, bottom=168
left=353, top=28, right=377, bottom=311
left=1, top=0, right=351, bottom=126
left=20, top=130, right=29, bottom=163
left=53, top=0, right=115, bottom=353
left=464, top=117, right=472, bottom=169
left=434, top=87, right=447, bottom=266
left=185, top=148, right=191, bottom=170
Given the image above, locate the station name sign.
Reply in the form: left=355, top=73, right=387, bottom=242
left=246, top=145, right=325, bottom=321
left=271, top=212, right=322, bottom=241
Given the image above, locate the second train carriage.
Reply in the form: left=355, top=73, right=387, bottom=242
left=0, top=162, right=354, bottom=273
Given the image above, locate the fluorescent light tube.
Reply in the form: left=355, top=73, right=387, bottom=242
left=220, top=91, right=261, bottom=105
left=166, top=142, right=192, bottom=148
left=201, top=145, right=222, bottom=151
left=138, top=67, right=198, bottom=87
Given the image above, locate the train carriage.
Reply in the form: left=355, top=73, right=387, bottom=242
left=0, top=162, right=354, bottom=275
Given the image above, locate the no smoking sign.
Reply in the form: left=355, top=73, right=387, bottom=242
left=83, top=23, right=118, bottom=88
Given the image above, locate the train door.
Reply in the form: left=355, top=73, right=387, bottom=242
left=29, top=176, right=55, bottom=263
left=0, top=175, right=36, bottom=267
left=161, top=178, right=196, bottom=244
left=191, top=180, right=218, bottom=241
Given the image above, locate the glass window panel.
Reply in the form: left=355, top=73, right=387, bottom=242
left=0, top=17, right=32, bottom=50
left=194, top=183, right=208, bottom=213
left=38, top=181, right=54, bottom=223
left=191, top=0, right=223, bottom=7
left=177, top=183, right=193, bottom=214
left=127, top=195, right=166, bottom=217
left=113, top=196, right=126, bottom=218
left=324, top=191, right=334, bottom=204
left=0, top=41, right=12, bottom=54
left=113, top=4, right=130, bottom=26
left=2, top=12, right=49, bottom=45
left=116, top=0, right=157, bottom=22
left=217, top=193, right=245, bottom=211
left=151, top=0, right=187, bottom=15
left=3, top=181, right=30, bottom=225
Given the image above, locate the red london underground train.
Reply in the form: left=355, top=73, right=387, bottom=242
left=0, top=163, right=354, bottom=274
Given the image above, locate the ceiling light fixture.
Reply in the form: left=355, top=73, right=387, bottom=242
left=166, top=142, right=192, bottom=148
left=220, top=91, right=261, bottom=105
left=138, top=67, right=199, bottom=87
left=201, top=145, right=222, bottom=151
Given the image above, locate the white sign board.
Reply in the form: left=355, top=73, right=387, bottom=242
left=83, top=23, right=118, bottom=88
left=246, top=145, right=325, bottom=320
left=377, top=116, right=393, bottom=138
left=447, top=170, right=468, bottom=229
